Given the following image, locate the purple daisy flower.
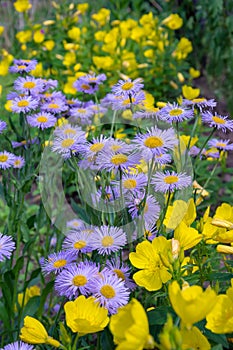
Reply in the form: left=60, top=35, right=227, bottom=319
left=111, top=78, right=144, bottom=97
left=112, top=91, right=145, bottom=110
left=73, top=73, right=106, bottom=94
left=103, top=139, right=133, bottom=154
left=182, top=98, right=216, bottom=112
left=12, top=138, right=39, bottom=149
left=83, top=135, right=109, bottom=158
left=189, top=145, right=201, bottom=157
left=14, top=76, right=44, bottom=95
left=66, top=98, right=81, bottom=108
left=201, top=111, right=233, bottom=132
left=69, top=106, right=94, bottom=125
left=13, top=156, right=25, bottom=169
left=27, top=112, right=57, bottom=130
left=42, top=91, right=66, bottom=102
left=52, top=131, right=86, bottom=159
left=208, top=138, right=233, bottom=151
left=62, top=229, right=93, bottom=255
left=40, top=251, right=75, bottom=275
left=54, top=261, right=99, bottom=299
left=53, top=123, right=84, bottom=138
left=0, top=151, right=15, bottom=169
left=100, top=93, right=123, bottom=108
left=9, top=59, right=37, bottom=74
left=1, top=341, right=34, bottom=350
left=96, top=150, right=141, bottom=173
left=0, top=120, right=7, bottom=133
left=133, top=109, right=159, bottom=119
left=126, top=193, right=160, bottom=225
left=103, top=258, right=136, bottom=291
left=11, top=96, right=39, bottom=114
left=89, top=103, right=107, bottom=115
left=93, top=185, right=120, bottom=205
left=41, top=99, right=68, bottom=114
left=42, top=78, right=58, bottom=91
left=154, top=153, right=172, bottom=165
left=90, top=271, right=130, bottom=314
left=133, top=126, right=177, bottom=161
left=91, top=225, right=127, bottom=255
left=152, top=171, right=192, bottom=193
left=66, top=218, right=85, bottom=230
left=159, top=102, right=194, bottom=123
left=112, top=173, right=147, bottom=195
left=0, top=233, right=15, bottom=262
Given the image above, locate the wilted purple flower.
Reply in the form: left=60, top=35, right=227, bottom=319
left=126, top=193, right=160, bottom=225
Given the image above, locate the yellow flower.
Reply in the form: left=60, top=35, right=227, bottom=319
left=63, top=52, right=76, bottom=67
left=110, top=298, right=155, bottom=350
left=30, top=62, right=43, bottom=77
left=67, top=27, right=81, bottom=41
left=144, top=49, right=154, bottom=58
left=63, top=76, right=77, bottom=95
left=93, top=56, right=114, bottom=70
left=182, top=85, right=200, bottom=100
left=92, top=8, right=110, bottom=26
left=180, top=326, right=210, bottom=350
left=33, top=29, right=45, bottom=43
left=129, top=237, right=172, bottom=291
left=0, top=26, right=4, bottom=36
left=43, top=40, right=55, bottom=51
left=164, top=200, right=189, bottom=230
left=95, top=30, right=106, bottom=41
left=5, top=100, right=13, bottom=111
left=189, top=67, right=200, bottom=79
left=206, top=279, right=233, bottom=334
left=216, top=244, right=233, bottom=254
left=214, top=202, right=233, bottom=222
left=180, top=135, right=198, bottom=148
left=16, top=30, right=32, bottom=43
left=173, top=38, right=193, bottom=60
left=174, top=221, right=202, bottom=251
left=77, top=3, right=89, bottom=14
left=43, top=20, right=55, bottom=26
left=20, top=316, right=60, bottom=347
left=18, top=285, right=40, bottom=308
left=168, top=281, right=217, bottom=329
left=14, top=0, right=32, bottom=12
left=64, top=295, right=109, bottom=335
left=162, top=14, right=183, bottom=30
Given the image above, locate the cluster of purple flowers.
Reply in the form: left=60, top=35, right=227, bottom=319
left=0, top=151, right=25, bottom=169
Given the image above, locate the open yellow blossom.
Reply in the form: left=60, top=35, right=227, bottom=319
left=189, top=67, right=200, bottom=79
left=182, top=85, right=200, bottom=100
left=14, top=0, right=32, bottom=12
left=173, top=38, right=192, bottom=59
left=110, top=298, right=155, bottom=350
left=68, top=27, right=81, bottom=41
left=162, top=14, right=183, bottom=30
left=20, top=316, right=60, bottom=347
left=168, top=281, right=217, bottom=329
left=164, top=199, right=196, bottom=230
left=181, top=326, right=210, bottom=349
left=0, top=26, right=4, bottom=36
left=174, top=221, right=202, bottom=251
left=16, top=30, right=32, bottom=44
left=18, top=285, right=40, bottom=307
left=64, top=295, right=109, bottom=336
left=77, top=3, right=89, bottom=14
left=129, top=237, right=172, bottom=291
left=33, top=29, right=45, bottom=43
left=93, top=56, right=114, bottom=70
left=92, top=8, right=110, bottom=26
left=206, top=279, right=233, bottom=334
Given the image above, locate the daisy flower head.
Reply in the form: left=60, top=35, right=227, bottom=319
left=154, top=152, right=172, bottom=165
left=89, top=103, right=107, bottom=116
left=111, top=78, right=144, bottom=97
left=93, top=185, right=120, bottom=204
left=113, top=173, right=147, bottom=195
left=133, top=109, right=159, bottom=120
left=202, top=111, right=233, bottom=132
left=69, top=105, right=94, bottom=125
left=126, top=193, right=160, bottom=225
left=133, top=126, right=177, bottom=161
left=182, top=97, right=216, bottom=112
left=112, top=91, right=145, bottom=110
left=208, top=138, right=233, bottom=151
left=104, top=139, right=133, bottom=154
left=66, top=218, right=85, bottom=230
left=9, top=59, right=37, bottom=74
left=54, top=261, right=99, bottom=299
left=13, top=156, right=25, bottom=169
left=73, top=73, right=106, bottom=94
left=53, top=122, right=84, bottom=138
left=12, top=138, right=39, bottom=149
left=27, top=112, right=57, bottom=130
left=14, top=76, right=44, bottom=95
left=90, top=271, right=130, bottom=314
left=159, top=102, right=194, bottom=123
left=41, top=98, right=68, bottom=114
left=52, top=131, right=86, bottom=159
left=0, top=120, right=7, bottom=133
left=11, top=96, right=39, bottom=114
left=62, top=229, right=93, bottom=255
left=0, top=233, right=15, bottom=262
left=1, top=341, right=35, bottom=350
left=42, top=78, right=58, bottom=91
left=104, top=258, right=136, bottom=291
left=84, top=135, right=109, bottom=158
left=152, top=170, right=192, bottom=193
left=96, top=150, right=141, bottom=173
left=91, top=225, right=127, bottom=255
left=40, top=250, right=75, bottom=275
left=0, top=151, right=15, bottom=169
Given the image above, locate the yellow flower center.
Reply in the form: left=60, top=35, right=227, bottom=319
left=102, top=236, right=114, bottom=247
left=192, top=98, right=206, bottom=103
left=37, top=116, right=48, bottom=123
left=61, top=138, right=75, bottom=148
left=90, top=142, right=105, bottom=152
left=53, top=259, right=67, bottom=268
left=212, top=116, right=225, bottom=124
left=23, top=81, right=36, bottom=89
left=123, top=97, right=135, bottom=105
left=113, top=269, right=125, bottom=280
left=144, top=136, right=163, bottom=148
left=18, top=65, right=26, bottom=69
left=14, top=160, right=21, bottom=166
left=49, top=103, right=59, bottom=109
left=111, top=154, right=128, bottom=165
left=169, top=108, right=183, bottom=116
left=0, top=155, right=8, bottom=162
left=77, top=109, right=86, bottom=114
left=123, top=178, right=137, bottom=189
left=100, top=284, right=116, bottom=298
left=72, top=275, right=87, bottom=286
left=74, top=240, right=87, bottom=249
left=64, top=129, right=76, bottom=134
left=164, top=175, right=179, bottom=184
left=122, top=82, right=134, bottom=90
left=81, top=84, right=90, bottom=90
left=17, top=100, right=29, bottom=107
left=216, top=142, right=226, bottom=148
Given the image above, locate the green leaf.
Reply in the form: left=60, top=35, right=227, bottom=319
left=20, top=296, right=41, bottom=328
left=148, top=306, right=175, bottom=325
left=37, top=280, right=54, bottom=317
left=101, top=328, right=114, bottom=350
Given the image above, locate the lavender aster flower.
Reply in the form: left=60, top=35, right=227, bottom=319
left=0, top=120, right=7, bottom=133
left=0, top=151, right=15, bottom=169
left=182, top=97, right=216, bottom=112
left=66, top=218, right=85, bottom=230
left=9, top=59, right=37, bottom=74
left=62, top=229, right=93, bottom=254
left=96, top=150, right=140, bottom=173
left=111, top=78, right=144, bottom=97
left=103, top=258, right=136, bottom=291
left=41, top=99, right=67, bottom=114
left=126, top=193, right=160, bottom=225
left=208, top=138, right=233, bottom=151
left=69, top=106, right=94, bottom=125
left=0, top=233, right=15, bottom=262
left=40, top=251, right=75, bottom=275
left=159, top=102, right=194, bottom=123
left=73, top=73, right=106, bottom=94
left=1, top=341, right=34, bottom=350
left=14, top=76, right=44, bottom=95
left=55, top=261, right=99, bottom=299
left=202, top=111, right=233, bottom=132
left=27, top=112, right=57, bottom=129
left=11, top=96, right=39, bottom=114
left=90, top=271, right=130, bottom=314
left=52, top=131, right=86, bottom=159
left=13, top=156, right=25, bottom=169
left=112, top=91, right=145, bottom=110
left=152, top=171, right=192, bottom=193
left=112, top=173, right=147, bottom=195
left=91, top=225, right=127, bottom=255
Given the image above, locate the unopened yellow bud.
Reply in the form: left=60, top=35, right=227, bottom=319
left=212, top=218, right=233, bottom=229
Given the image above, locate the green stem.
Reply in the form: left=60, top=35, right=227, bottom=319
left=72, top=333, right=79, bottom=350
left=157, top=191, right=172, bottom=236
left=196, top=161, right=219, bottom=200
left=194, top=127, right=216, bottom=165
left=110, top=110, right=117, bottom=138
